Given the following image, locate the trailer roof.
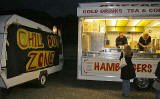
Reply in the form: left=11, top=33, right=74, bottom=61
left=77, top=2, right=160, bottom=17
left=0, top=14, right=52, bottom=33
left=78, top=2, right=160, bottom=8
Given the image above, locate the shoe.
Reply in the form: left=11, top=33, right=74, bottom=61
left=122, top=93, right=128, bottom=97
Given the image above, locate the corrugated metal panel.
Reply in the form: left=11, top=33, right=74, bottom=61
left=0, top=15, right=12, bottom=33
left=0, top=15, right=11, bottom=73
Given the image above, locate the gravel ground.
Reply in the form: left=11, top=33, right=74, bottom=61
left=5, top=72, right=155, bottom=99
left=4, top=59, right=155, bottom=99
left=3, top=45, right=156, bottom=99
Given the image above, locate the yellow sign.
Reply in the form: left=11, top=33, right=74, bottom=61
left=17, top=28, right=44, bottom=50
left=26, top=51, right=55, bottom=71
left=47, top=35, right=59, bottom=48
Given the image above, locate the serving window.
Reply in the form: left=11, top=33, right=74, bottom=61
left=81, top=17, right=160, bottom=55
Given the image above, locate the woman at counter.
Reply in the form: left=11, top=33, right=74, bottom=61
left=138, top=32, right=151, bottom=51
left=120, top=45, right=136, bottom=97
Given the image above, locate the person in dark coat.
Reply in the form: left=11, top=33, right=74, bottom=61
left=119, top=45, right=136, bottom=97
left=155, top=61, right=160, bottom=99
left=116, top=32, right=128, bottom=48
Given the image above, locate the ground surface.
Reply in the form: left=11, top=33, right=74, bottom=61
left=3, top=45, right=156, bottom=99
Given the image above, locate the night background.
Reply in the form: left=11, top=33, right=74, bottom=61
left=0, top=0, right=159, bottom=79
left=0, top=0, right=157, bottom=46
left=0, top=0, right=159, bottom=98
left=0, top=0, right=158, bottom=50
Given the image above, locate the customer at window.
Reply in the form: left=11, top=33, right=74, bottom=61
left=119, top=45, right=136, bottom=97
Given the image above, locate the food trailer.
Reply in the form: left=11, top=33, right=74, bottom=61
left=77, top=2, right=160, bottom=89
left=0, top=14, right=63, bottom=89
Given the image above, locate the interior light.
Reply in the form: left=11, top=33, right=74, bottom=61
left=132, top=20, right=141, bottom=26
left=153, top=22, right=160, bottom=26
left=112, top=19, right=117, bottom=26
left=84, top=19, right=94, bottom=22
left=131, top=27, right=136, bottom=32
left=100, top=23, right=106, bottom=33
left=136, top=20, right=152, bottom=26
left=146, top=20, right=160, bottom=27
left=53, top=26, right=57, bottom=33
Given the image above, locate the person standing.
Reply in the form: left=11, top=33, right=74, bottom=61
left=116, top=32, right=128, bottom=48
left=119, top=45, right=136, bottom=97
left=154, top=61, right=160, bottom=99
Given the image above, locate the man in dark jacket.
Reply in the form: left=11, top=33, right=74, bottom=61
left=155, top=61, right=160, bottom=99
left=116, top=32, right=128, bottom=48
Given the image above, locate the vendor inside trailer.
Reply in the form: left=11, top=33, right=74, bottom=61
left=138, top=32, right=151, bottom=51
left=81, top=17, right=160, bottom=56
left=115, top=32, right=128, bottom=48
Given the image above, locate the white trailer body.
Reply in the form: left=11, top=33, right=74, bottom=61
left=0, top=14, right=63, bottom=89
left=77, top=2, right=160, bottom=88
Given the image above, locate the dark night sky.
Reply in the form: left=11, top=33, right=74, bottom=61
left=0, top=0, right=91, bottom=16
left=0, top=0, right=153, bottom=17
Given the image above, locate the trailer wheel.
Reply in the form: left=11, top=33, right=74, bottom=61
left=38, top=74, right=47, bottom=87
left=133, top=78, right=150, bottom=90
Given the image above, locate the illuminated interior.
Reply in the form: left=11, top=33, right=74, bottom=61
left=81, top=17, right=160, bottom=53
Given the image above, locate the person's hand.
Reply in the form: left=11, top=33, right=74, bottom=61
left=146, top=46, right=150, bottom=48
left=147, top=45, right=151, bottom=48
left=142, top=45, right=147, bottom=48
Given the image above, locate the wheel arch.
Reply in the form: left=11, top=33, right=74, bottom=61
left=39, top=70, right=48, bottom=80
